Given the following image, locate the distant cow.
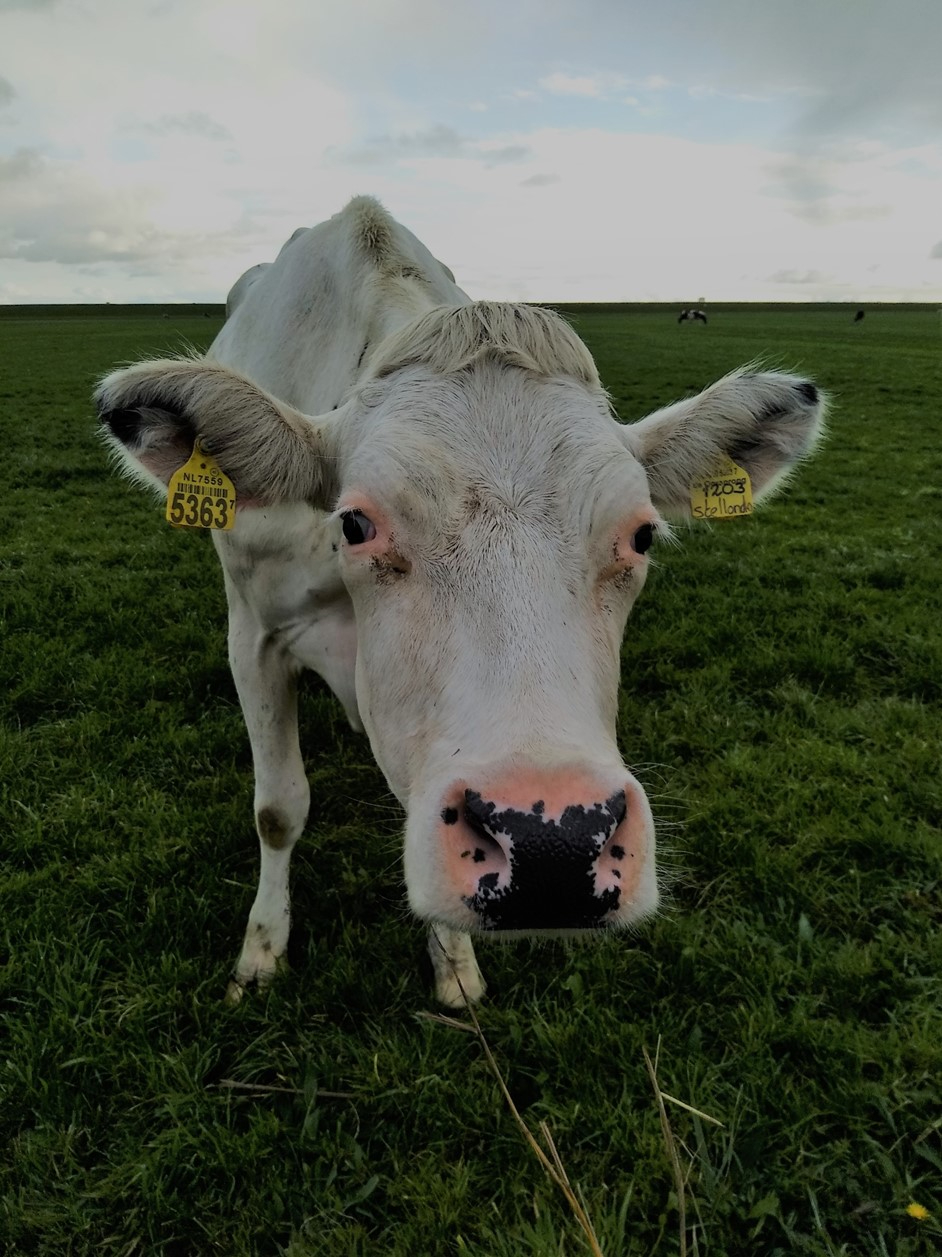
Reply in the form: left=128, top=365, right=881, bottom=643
left=854, top=309, right=865, bottom=323
left=97, top=197, right=825, bottom=1006
left=678, top=309, right=708, bottom=324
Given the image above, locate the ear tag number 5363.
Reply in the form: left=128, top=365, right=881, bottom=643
left=166, top=440, right=236, bottom=531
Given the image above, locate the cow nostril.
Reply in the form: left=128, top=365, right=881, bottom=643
left=463, top=789, right=494, bottom=834
left=456, top=791, right=508, bottom=869
left=607, top=789, right=627, bottom=829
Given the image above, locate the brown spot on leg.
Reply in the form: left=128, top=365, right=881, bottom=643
left=257, top=806, right=291, bottom=850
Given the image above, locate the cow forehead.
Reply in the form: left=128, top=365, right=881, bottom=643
left=343, top=363, right=650, bottom=527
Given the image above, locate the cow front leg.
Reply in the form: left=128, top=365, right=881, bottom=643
left=225, top=606, right=309, bottom=1003
left=428, top=925, right=485, bottom=1008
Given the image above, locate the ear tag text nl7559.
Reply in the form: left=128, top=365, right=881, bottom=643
left=166, top=440, right=236, bottom=531
left=690, top=457, right=754, bottom=520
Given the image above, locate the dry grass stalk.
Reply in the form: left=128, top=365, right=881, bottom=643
left=431, top=931, right=605, bottom=1257
left=642, top=1041, right=687, bottom=1257
left=657, top=1091, right=725, bottom=1128
left=214, top=1078, right=354, bottom=1099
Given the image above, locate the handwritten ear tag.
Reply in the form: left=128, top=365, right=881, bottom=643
left=690, top=457, right=754, bottom=520
left=166, top=439, right=236, bottom=531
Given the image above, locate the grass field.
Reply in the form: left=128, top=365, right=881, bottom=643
left=1, top=303, right=940, bottom=1255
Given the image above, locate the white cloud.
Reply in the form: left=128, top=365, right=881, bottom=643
left=538, top=73, right=608, bottom=98
left=0, top=0, right=940, bottom=302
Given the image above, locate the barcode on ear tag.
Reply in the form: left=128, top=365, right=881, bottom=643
left=690, top=457, right=754, bottom=520
left=165, top=439, right=236, bottom=530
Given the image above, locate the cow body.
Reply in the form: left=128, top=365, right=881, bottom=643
left=678, top=308, right=708, bottom=324
left=97, top=197, right=825, bottom=1006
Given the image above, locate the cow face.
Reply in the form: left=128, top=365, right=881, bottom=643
left=97, top=329, right=824, bottom=943
left=331, top=364, right=663, bottom=934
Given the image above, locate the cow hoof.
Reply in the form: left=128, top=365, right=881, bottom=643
left=435, top=966, right=486, bottom=1009
left=224, top=953, right=288, bottom=1004
left=225, top=976, right=248, bottom=1005
left=428, top=926, right=486, bottom=1008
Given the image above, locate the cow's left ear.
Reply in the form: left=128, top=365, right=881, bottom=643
left=621, top=369, right=826, bottom=517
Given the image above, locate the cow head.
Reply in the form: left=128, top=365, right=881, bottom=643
left=97, top=303, right=824, bottom=938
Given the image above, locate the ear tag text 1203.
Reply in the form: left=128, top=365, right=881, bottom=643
left=690, top=457, right=754, bottom=520
left=166, top=440, right=236, bottom=531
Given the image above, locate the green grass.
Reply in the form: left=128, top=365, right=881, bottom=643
left=1, top=305, right=940, bottom=1255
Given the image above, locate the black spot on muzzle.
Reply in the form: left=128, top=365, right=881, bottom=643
left=462, top=788, right=627, bottom=931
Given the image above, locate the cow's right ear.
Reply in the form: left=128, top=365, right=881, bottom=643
left=95, top=358, right=342, bottom=509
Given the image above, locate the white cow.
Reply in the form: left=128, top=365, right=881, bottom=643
left=97, top=197, right=825, bottom=1007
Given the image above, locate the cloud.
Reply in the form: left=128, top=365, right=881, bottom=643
left=790, top=202, right=891, bottom=227
left=335, top=125, right=529, bottom=168
left=766, top=159, right=842, bottom=204
left=0, top=76, right=15, bottom=107
left=337, top=125, right=466, bottom=165
left=0, top=147, right=251, bottom=270
left=0, top=147, right=42, bottom=181
left=536, top=70, right=666, bottom=102
left=135, top=111, right=232, bottom=142
left=767, top=269, right=835, bottom=286
left=538, top=72, right=607, bottom=98
left=2, top=0, right=941, bottom=303
left=764, top=154, right=892, bottom=227
left=483, top=144, right=529, bottom=166
left=931, top=242, right=942, bottom=260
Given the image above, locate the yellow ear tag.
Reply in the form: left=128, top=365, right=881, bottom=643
left=690, top=456, right=754, bottom=520
left=165, top=439, right=236, bottom=531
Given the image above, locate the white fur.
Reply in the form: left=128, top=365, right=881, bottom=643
left=96, top=197, right=826, bottom=1004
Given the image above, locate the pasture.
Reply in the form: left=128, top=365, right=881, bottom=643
left=1, top=303, right=939, bottom=1255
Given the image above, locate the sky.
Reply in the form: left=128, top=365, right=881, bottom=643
left=2, top=0, right=941, bottom=304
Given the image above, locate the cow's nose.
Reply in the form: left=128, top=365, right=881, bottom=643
left=440, top=782, right=635, bottom=930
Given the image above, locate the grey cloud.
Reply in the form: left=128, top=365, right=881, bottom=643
left=790, top=203, right=891, bottom=227
left=336, top=125, right=529, bottom=167
left=768, top=269, right=835, bottom=285
left=0, top=148, right=248, bottom=269
left=763, top=155, right=892, bottom=227
left=0, top=77, right=15, bottom=107
left=765, top=160, right=841, bottom=204
left=0, top=0, right=59, bottom=9
left=931, top=242, right=942, bottom=259
left=308, top=0, right=942, bottom=146
left=339, top=125, right=468, bottom=165
left=483, top=144, right=530, bottom=166
left=521, top=173, right=560, bottom=187
left=136, top=111, right=232, bottom=142
left=0, top=147, right=42, bottom=181
left=601, top=0, right=942, bottom=142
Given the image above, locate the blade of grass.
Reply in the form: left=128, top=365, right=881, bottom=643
left=430, top=928, right=606, bottom=1257
left=643, top=1041, right=687, bottom=1257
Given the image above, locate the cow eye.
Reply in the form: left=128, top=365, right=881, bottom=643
left=341, top=510, right=376, bottom=545
left=632, top=523, right=655, bottom=555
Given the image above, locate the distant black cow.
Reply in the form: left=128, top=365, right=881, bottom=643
left=854, top=310, right=865, bottom=323
left=678, top=309, right=708, bottom=324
